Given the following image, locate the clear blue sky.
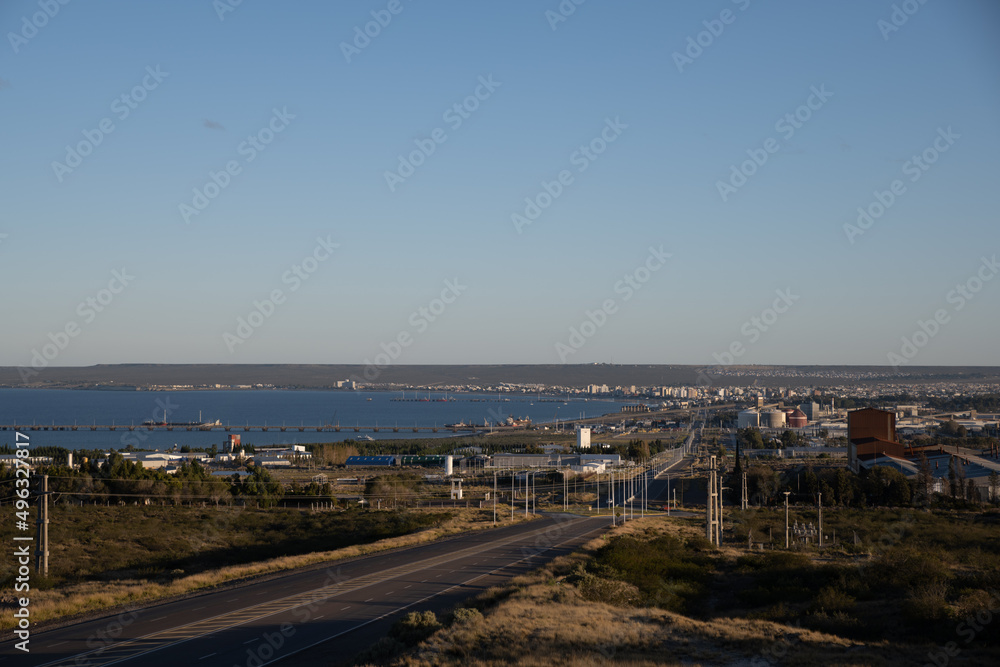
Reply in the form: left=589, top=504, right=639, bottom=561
left=2, top=0, right=998, bottom=369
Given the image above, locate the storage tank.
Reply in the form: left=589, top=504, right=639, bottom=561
left=764, top=410, right=786, bottom=429
left=786, top=409, right=808, bottom=428
left=444, top=455, right=454, bottom=476
left=738, top=410, right=760, bottom=429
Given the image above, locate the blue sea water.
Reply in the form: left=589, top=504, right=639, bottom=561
left=0, top=389, right=633, bottom=451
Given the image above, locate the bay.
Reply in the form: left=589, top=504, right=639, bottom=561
left=0, top=389, right=636, bottom=451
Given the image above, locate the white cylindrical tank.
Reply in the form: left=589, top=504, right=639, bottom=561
left=67, top=452, right=74, bottom=468
left=764, top=410, right=786, bottom=428
left=445, top=455, right=454, bottom=476
left=737, top=410, right=760, bottom=429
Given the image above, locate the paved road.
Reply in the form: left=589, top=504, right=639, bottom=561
left=7, top=514, right=609, bottom=667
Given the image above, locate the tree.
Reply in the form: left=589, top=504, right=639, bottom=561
left=746, top=465, right=779, bottom=505
left=864, top=467, right=912, bottom=506
left=802, top=467, right=819, bottom=496
left=916, top=452, right=933, bottom=503
left=240, top=465, right=284, bottom=506
left=966, top=479, right=979, bottom=505
left=834, top=468, right=857, bottom=507
left=948, top=457, right=957, bottom=498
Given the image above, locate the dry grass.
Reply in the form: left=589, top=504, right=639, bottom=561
left=1, top=507, right=535, bottom=630
left=384, top=518, right=944, bottom=667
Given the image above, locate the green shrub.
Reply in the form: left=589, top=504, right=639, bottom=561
left=449, top=607, right=484, bottom=625
left=389, top=610, right=441, bottom=645
left=354, top=636, right=406, bottom=664
left=811, top=585, right=856, bottom=613
left=905, top=583, right=951, bottom=625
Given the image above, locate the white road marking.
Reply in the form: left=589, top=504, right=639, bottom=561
left=244, top=638, right=260, bottom=644
left=341, top=606, right=351, bottom=610
left=199, top=653, right=216, bottom=660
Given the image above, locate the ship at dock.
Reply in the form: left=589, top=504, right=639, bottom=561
left=142, top=410, right=220, bottom=428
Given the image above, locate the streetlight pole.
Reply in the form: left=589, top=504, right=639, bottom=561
left=818, top=492, right=823, bottom=548
left=610, top=471, right=615, bottom=526
left=784, top=491, right=791, bottom=549
left=493, top=471, right=497, bottom=526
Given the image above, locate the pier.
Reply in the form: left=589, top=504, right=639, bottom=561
left=0, top=423, right=518, bottom=434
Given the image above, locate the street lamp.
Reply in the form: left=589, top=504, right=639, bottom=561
left=784, top=491, right=791, bottom=549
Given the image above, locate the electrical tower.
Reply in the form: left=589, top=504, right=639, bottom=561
left=705, top=455, right=721, bottom=546
left=35, top=474, right=49, bottom=577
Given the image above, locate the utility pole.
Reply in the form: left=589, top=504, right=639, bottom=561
left=667, top=474, right=671, bottom=516
left=610, top=471, right=616, bottom=526
left=784, top=491, right=791, bottom=549
left=493, top=471, right=497, bottom=526
left=706, top=455, right=719, bottom=545
left=35, top=474, right=49, bottom=576
left=525, top=472, right=529, bottom=517
left=818, top=492, right=823, bottom=548
left=741, top=471, right=748, bottom=510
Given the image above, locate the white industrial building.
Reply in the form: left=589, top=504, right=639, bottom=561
left=762, top=409, right=786, bottom=429
left=577, top=427, right=591, bottom=449
left=738, top=409, right=760, bottom=429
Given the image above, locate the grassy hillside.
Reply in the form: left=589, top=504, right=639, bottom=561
left=363, top=510, right=1000, bottom=666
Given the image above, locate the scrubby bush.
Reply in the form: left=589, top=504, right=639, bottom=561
left=390, top=610, right=441, bottom=646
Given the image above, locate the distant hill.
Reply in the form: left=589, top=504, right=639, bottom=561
left=1, top=363, right=999, bottom=389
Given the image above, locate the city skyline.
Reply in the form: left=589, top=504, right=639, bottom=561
left=3, top=0, right=999, bottom=370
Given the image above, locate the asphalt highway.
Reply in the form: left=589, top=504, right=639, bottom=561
left=7, top=513, right=610, bottom=667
